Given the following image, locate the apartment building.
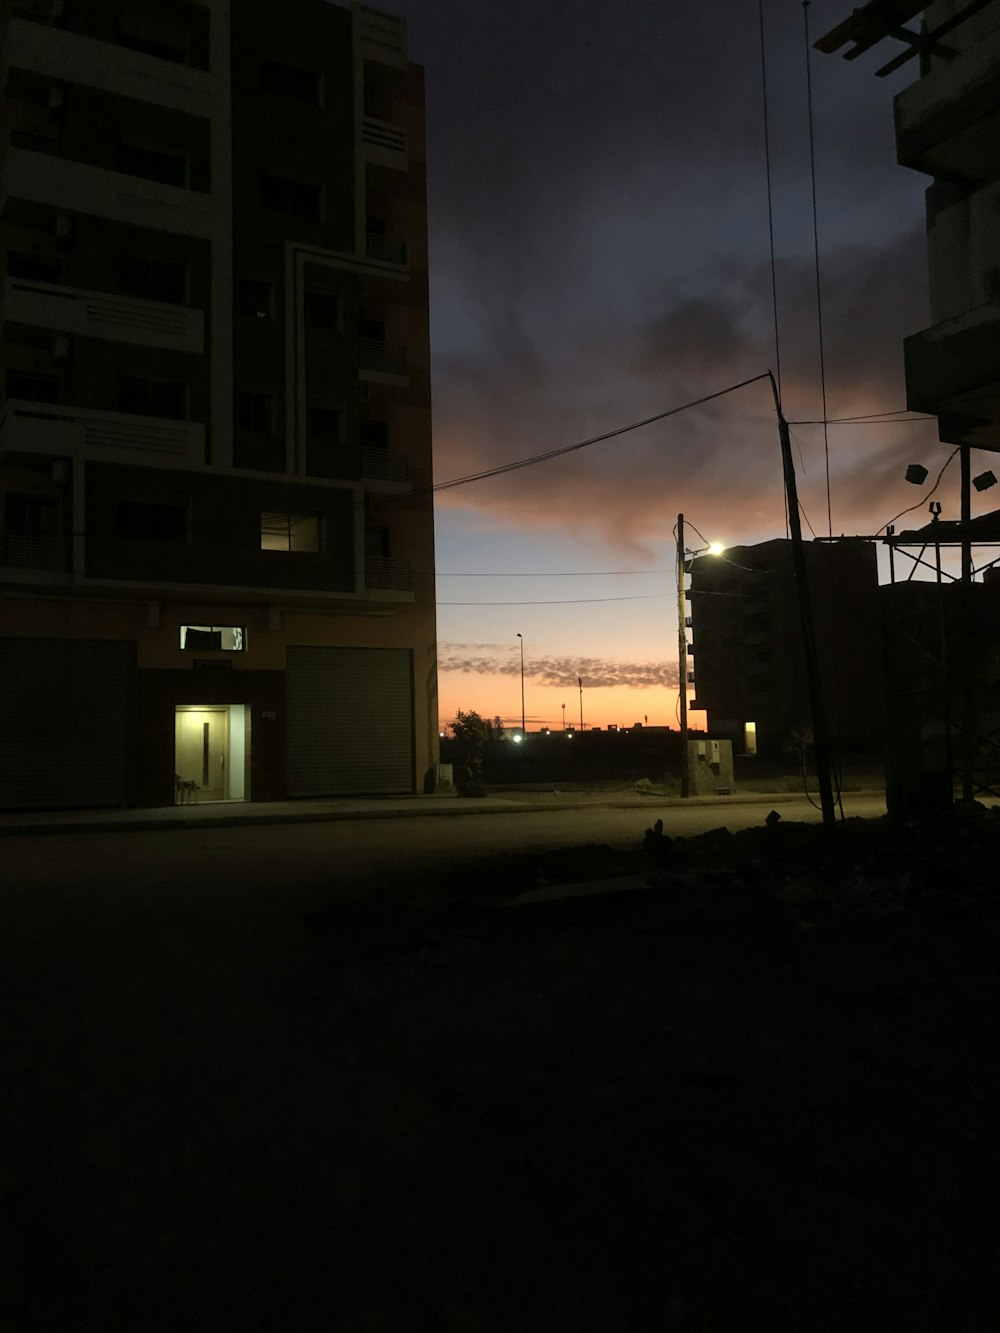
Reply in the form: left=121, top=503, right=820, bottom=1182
left=687, top=539, right=885, bottom=758
left=0, top=0, right=438, bottom=809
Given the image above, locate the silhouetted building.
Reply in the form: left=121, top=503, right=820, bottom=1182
left=688, top=539, right=885, bottom=757
left=0, top=0, right=437, bottom=808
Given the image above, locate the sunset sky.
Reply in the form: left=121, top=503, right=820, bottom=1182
left=398, top=0, right=951, bottom=730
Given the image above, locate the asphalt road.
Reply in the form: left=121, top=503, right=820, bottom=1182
left=4, top=794, right=888, bottom=910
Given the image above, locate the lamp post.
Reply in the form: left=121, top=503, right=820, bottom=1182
left=578, top=676, right=584, bottom=731
left=561, top=702, right=566, bottom=731
left=516, top=633, right=525, bottom=736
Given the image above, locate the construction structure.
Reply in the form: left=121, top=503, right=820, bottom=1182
left=0, top=0, right=438, bottom=809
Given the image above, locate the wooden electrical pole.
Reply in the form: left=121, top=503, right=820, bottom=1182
left=677, top=513, right=690, bottom=798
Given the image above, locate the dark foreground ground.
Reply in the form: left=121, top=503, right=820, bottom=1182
left=4, top=809, right=1000, bottom=1331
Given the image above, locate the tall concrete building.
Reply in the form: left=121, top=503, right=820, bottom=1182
left=894, top=0, right=1000, bottom=450
left=0, top=0, right=438, bottom=809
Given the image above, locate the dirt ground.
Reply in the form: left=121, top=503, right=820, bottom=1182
left=4, top=808, right=1000, bottom=1330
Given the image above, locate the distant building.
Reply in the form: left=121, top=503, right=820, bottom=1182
left=0, top=0, right=437, bottom=809
left=688, top=539, right=885, bottom=757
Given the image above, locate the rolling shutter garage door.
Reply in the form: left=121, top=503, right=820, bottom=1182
left=286, top=645, right=414, bottom=795
left=0, top=638, right=137, bottom=810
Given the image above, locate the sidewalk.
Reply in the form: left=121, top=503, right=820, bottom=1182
left=0, top=786, right=854, bottom=837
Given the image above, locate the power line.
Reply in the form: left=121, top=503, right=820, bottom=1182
left=875, top=449, right=959, bottom=536
left=758, top=0, right=782, bottom=401
left=436, top=569, right=666, bottom=577
left=438, top=593, right=670, bottom=606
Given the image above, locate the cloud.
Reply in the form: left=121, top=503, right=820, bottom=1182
left=438, top=647, right=679, bottom=690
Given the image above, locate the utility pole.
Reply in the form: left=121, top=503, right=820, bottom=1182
left=578, top=676, right=584, bottom=731
left=769, top=374, right=836, bottom=833
left=960, top=446, right=974, bottom=802
left=676, top=512, right=690, bottom=798
left=516, top=633, right=525, bottom=736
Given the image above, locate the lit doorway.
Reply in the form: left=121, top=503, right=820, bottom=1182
left=174, top=705, right=249, bottom=802
left=744, top=721, right=758, bottom=756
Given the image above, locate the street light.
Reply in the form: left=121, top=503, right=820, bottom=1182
left=516, top=632, right=525, bottom=736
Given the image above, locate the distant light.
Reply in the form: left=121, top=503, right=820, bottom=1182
left=566, top=731, right=574, bottom=739
left=708, top=542, right=725, bottom=556
left=512, top=732, right=523, bottom=744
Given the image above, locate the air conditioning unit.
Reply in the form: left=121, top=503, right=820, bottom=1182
left=54, top=215, right=72, bottom=240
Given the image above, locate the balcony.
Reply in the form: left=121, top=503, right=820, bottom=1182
left=0, top=400, right=205, bottom=467
left=1, top=531, right=70, bottom=573
left=366, top=555, right=412, bottom=594
left=1, top=277, right=204, bottom=353
left=362, top=445, right=409, bottom=489
left=904, top=303, right=1000, bottom=451
left=360, top=115, right=407, bottom=170
left=357, top=6, right=408, bottom=68
left=359, top=336, right=408, bottom=384
left=365, top=231, right=407, bottom=267
left=894, top=29, right=1000, bottom=184
left=3, top=16, right=213, bottom=116
left=0, top=146, right=213, bottom=238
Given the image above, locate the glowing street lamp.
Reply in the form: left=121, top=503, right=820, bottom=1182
left=516, top=633, right=525, bottom=736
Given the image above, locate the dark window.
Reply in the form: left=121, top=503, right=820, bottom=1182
left=238, top=277, right=274, bottom=319
left=4, top=493, right=58, bottom=536
left=308, top=407, right=341, bottom=441
left=119, top=254, right=187, bottom=304
left=238, top=391, right=274, bottom=435
left=117, top=500, right=188, bottom=541
left=306, top=292, right=341, bottom=329
left=359, top=318, right=385, bottom=342
left=118, top=6, right=189, bottom=63
left=118, top=375, right=187, bottom=419
left=180, top=625, right=245, bottom=651
left=7, top=251, right=62, bottom=282
left=5, top=371, right=59, bottom=403
left=744, top=612, right=772, bottom=634
left=365, top=526, right=390, bottom=559
left=261, top=60, right=321, bottom=104
left=361, top=418, right=389, bottom=450
left=118, top=142, right=187, bottom=187
left=261, top=175, right=322, bottom=221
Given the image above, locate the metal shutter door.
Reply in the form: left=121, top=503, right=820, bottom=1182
left=0, top=638, right=137, bottom=810
left=286, top=646, right=414, bottom=795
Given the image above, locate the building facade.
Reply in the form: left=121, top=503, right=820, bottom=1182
left=0, top=0, right=438, bottom=809
left=895, top=0, right=1000, bottom=449
left=688, top=538, right=885, bottom=758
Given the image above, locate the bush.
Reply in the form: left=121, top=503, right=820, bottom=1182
left=450, top=709, right=498, bottom=797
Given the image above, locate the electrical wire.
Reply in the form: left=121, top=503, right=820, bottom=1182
left=758, top=0, right=782, bottom=401
left=436, top=569, right=666, bottom=577
left=431, top=373, right=772, bottom=495
left=802, top=0, right=832, bottom=538
left=437, top=593, right=670, bottom=606
left=875, top=449, right=959, bottom=536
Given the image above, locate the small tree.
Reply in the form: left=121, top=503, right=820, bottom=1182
left=450, top=708, right=495, bottom=796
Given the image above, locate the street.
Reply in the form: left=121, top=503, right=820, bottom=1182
left=2, top=793, right=889, bottom=908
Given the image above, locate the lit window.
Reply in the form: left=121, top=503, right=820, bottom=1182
left=260, top=511, right=321, bottom=552
left=180, top=625, right=245, bottom=651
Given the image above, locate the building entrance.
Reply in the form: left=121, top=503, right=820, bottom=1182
left=174, top=705, right=248, bottom=802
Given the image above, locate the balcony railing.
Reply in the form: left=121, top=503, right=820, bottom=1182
left=360, top=115, right=407, bottom=169
left=359, top=337, right=407, bottom=377
left=366, top=555, right=411, bottom=592
left=1, top=399, right=204, bottom=466
left=2, top=532, right=70, bottom=572
left=365, top=232, right=407, bottom=266
left=362, top=446, right=409, bottom=484
left=1, top=277, right=204, bottom=353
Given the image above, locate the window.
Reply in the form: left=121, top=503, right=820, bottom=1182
left=118, top=142, right=187, bottom=187
left=306, top=291, right=342, bottom=329
left=238, top=391, right=275, bottom=435
left=119, top=254, right=187, bottom=304
left=117, top=499, right=188, bottom=541
left=5, top=371, right=59, bottom=403
left=260, top=511, right=321, bottom=552
left=118, top=375, right=187, bottom=419
left=179, top=625, right=245, bottom=651
left=261, top=175, right=322, bottom=222
left=7, top=252, right=62, bottom=283
left=359, top=318, right=385, bottom=342
left=238, top=277, right=275, bottom=320
left=4, top=493, right=58, bottom=536
left=308, top=407, right=342, bottom=442
left=118, top=6, right=189, bottom=63
left=361, top=418, right=389, bottom=450
left=261, top=60, right=322, bottom=104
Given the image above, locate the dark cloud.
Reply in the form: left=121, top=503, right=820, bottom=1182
left=438, top=647, right=679, bottom=690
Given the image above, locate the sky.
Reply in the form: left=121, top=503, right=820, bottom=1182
left=394, top=0, right=953, bottom=731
